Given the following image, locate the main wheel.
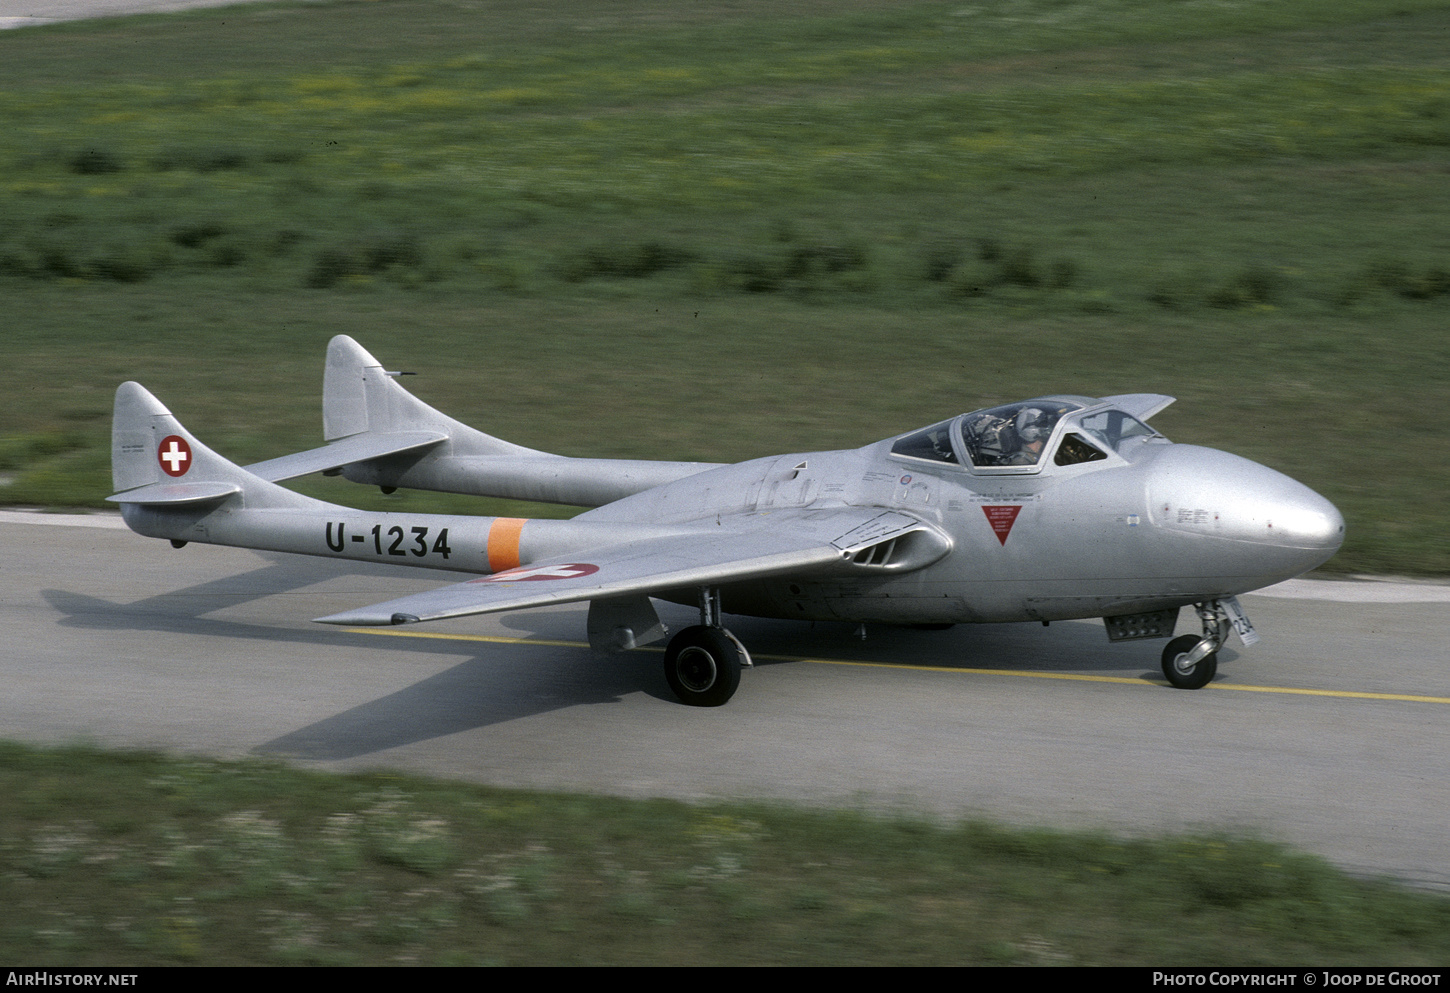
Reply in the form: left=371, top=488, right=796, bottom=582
left=663, top=626, right=742, bottom=707
left=1161, top=634, right=1217, bottom=689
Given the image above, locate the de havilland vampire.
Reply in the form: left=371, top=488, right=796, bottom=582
left=109, top=336, right=1343, bottom=705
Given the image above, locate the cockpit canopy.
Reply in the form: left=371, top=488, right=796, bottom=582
left=961, top=400, right=1078, bottom=468
left=890, top=395, right=1170, bottom=473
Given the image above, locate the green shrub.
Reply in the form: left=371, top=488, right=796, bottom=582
left=306, top=247, right=356, bottom=289
left=921, top=239, right=966, bottom=282
left=169, top=223, right=227, bottom=249
left=151, top=146, right=252, bottom=172
left=558, top=240, right=695, bottom=282
left=68, top=148, right=123, bottom=175
left=1207, top=264, right=1280, bottom=309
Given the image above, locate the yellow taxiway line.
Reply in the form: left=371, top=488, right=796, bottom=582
left=346, top=627, right=1450, bottom=706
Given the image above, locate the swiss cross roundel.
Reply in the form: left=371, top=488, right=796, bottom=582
left=158, top=435, right=192, bottom=477
left=475, top=563, right=600, bottom=583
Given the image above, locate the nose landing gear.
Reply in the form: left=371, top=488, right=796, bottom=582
left=1161, top=600, right=1234, bottom=689
left=1160, top=596, right=1261, bottom=689
left=1162, top=632, right=1219, bottom=689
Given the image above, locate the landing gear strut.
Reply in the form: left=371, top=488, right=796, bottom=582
left=662, top=588, right=749, bottom=707
left=1160, top=600, right=1229, bottom=689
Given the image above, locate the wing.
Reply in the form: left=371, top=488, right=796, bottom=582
left=314, top=508, right=950, bottom=626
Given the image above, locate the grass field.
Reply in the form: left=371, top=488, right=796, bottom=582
left=2, top=0, right=1448, bottom=578
left=6, top=741, right=1450, bottom=966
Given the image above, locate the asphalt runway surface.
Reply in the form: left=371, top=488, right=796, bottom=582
left=0, top=0, right=274, bottom=29
left=4, top=510, right=1449, bottom=891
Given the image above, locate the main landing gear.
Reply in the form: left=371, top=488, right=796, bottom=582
left=663, top=588, right=751, bottom=707
left=1161, top=600, right=1233, bottom=689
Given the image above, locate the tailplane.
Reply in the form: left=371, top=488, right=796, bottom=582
left=108, top=381, right=316, bottom=511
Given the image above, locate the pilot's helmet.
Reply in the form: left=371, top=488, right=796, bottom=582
left=1015, top=407, right=1052, bottom=443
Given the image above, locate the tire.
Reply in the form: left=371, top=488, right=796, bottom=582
left=1161, top=634, right=1217, bottom=689
left=663, top=626, right=742, bottom=707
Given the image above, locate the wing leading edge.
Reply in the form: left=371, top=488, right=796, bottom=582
left=315, top=508, right=948, bottom=626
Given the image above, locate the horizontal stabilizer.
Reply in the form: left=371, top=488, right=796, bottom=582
left=105, top=480, right=241, bottom=505
left=245, top=430, right=447, bottom=483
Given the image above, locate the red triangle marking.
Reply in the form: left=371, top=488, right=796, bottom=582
left=982, top=505, right=1023, bottom=545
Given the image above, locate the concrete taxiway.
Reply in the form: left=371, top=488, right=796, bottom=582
left=4, top=511, right=1448, bottom=890
left=0, top=0, right=273, bottom=30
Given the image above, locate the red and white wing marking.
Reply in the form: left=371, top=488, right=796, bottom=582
left=480, top=563, right=601, bottom=582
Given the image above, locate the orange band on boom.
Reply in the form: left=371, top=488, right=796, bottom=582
left=486, top=517, right=527, bottom=572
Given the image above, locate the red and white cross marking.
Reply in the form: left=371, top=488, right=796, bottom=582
left=158, top=435, right=192, bottom=477
left=475, top=563, right=600, bottom=583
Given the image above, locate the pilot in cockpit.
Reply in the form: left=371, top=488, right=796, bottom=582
left=1005, top=407, right=1052, bottom=465
left=961, top=401, right=1068, bottom=467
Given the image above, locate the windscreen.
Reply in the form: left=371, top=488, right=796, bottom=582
left=889, top=419, right=960, bottom=464
left=1072, top=409, right=1163, bottom=453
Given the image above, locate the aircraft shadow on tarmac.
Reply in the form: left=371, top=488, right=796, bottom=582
left=41, top=553, right=1209, bottom=761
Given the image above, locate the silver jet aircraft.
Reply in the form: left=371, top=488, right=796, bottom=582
left=110, top=336, right=1344, bottom=705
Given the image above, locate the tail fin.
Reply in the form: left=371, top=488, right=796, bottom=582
left=322, top=334, right=384, bottom=441
left=322, top=334, right=542, bottom=457
left=108, top=381, right=314, bottom=510
left=319, top=336, right=718, bottom=504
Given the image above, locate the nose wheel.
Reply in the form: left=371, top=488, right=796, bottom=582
left=1161, top=634, right=1218, bottom=689
left=1161, top=601, right=1231, bottom=689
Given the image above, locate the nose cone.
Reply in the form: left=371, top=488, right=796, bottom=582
left=1147, top=445, right=1344, bottom=576
left=1262, top=485, right=1345, bottom=553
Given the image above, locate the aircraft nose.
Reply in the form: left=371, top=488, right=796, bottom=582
left=1265, top=485, right=1344, bottom=552
left=1147, top=445, right=1344, bottom=572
